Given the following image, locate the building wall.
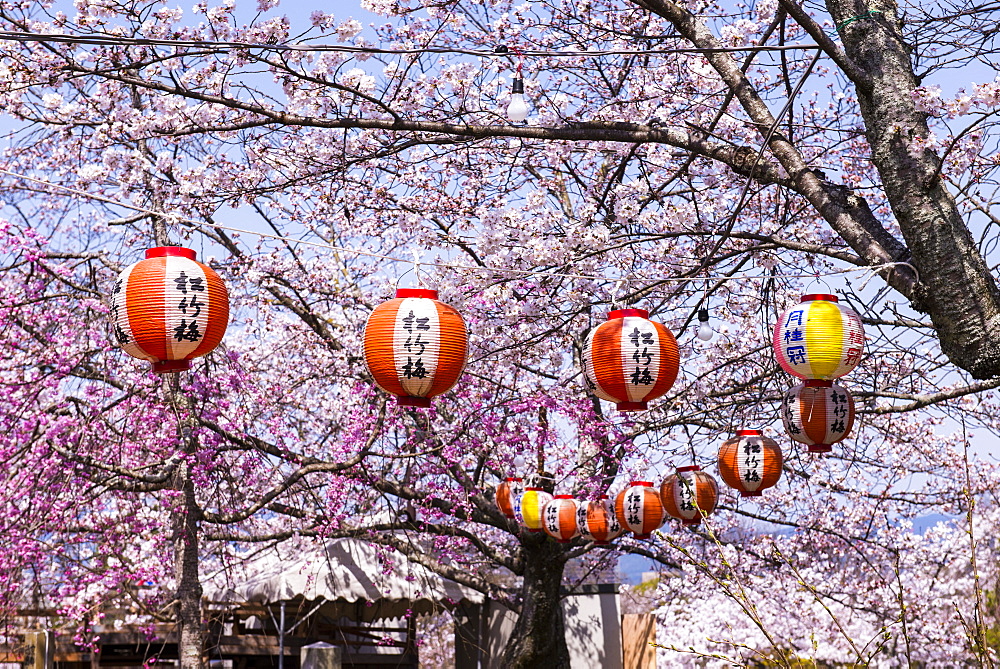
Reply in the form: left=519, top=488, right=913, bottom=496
left=480, top=587, right=623, bottom=669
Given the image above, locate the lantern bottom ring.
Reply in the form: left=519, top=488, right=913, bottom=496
left=616, top=401, right=648, bottom=412
left=633, top=533, right=652, bottom=539
left=397, top=395, right=432, bottom=408
left=682, top=519, right=701, bottom=526
left=741, top=491, right=763, bottom=498
left=807, top=444, right=833, bottom=453
left=152, top=359, right=192, bottom=374
left=594, top=541, right=611, bottom=546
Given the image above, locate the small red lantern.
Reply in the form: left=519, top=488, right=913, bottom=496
left=773, top=294, right=864, bottom=380
left=576, top=495, right=623, bottom=545
left=718, top=430, right=783, bottom=497
left=660, top=466, right=719, bottom=525
left=518, top=487, right=553, bottom=533
left=542, top=495, right=580, bottom=543
left=582, top=309, right=680, bottom=411
left=363, top=288, right=468, bottom=407
left=495, top=477, right=523, bottom=519
left=615, top=481, right=665, bottom=539
left=782, top=380, right=855, bottom=453
left=111, top=247, right=229, bottom=373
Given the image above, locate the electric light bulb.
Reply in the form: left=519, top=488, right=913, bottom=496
left=696, top=308, right=713, bottom=341
left=507, top=77, right=529, bottom=123
left=513, top=454, right=526, bottom=470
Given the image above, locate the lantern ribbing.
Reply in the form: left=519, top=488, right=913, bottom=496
left=363, top=288, right=468, bottom=407
left=111, top=246, right=229, bottom=374
left=717, top=430, right=783, bottom=498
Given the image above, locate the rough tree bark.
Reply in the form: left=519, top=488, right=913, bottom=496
left=167, top=354, right=206, bottom=669
left=645, top=0, right=1000, bottom=378
left=825, top=0, right=1000, bottom=378
left=173, top=455, right=205, bottom=669
left=499, top=533, right=572, bottom=668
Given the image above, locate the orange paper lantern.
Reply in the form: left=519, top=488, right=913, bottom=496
left=495, top=477, right=523, bottom=519
left=518, top=487, right=553, bottom=533
left=363, top=288, right=468, bottom=407
left=718, top=430, right=783, bottom=497
left=111, top=247, right=229, bottom=374
left=615, top=481, right=665, bottom=539
left=542, top=495, right=580, bottom=543
left=782, top=380, right=855, bottom=453
left=660, top=466, right=719, bottom=525
left=576, top=495, right=623, bottom=545
left=582, top=309, right=680, bottom=411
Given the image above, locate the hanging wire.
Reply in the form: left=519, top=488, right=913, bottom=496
left=0, top=167, right=916, bottom=287
left=0, top=29, right=821, bottom=57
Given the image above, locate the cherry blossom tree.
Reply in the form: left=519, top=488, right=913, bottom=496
left=2, top=0, right=1000, bottom=667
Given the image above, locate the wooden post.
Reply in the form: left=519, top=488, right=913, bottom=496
left=621, top=613, right=656, bottom=669
left=28, top=631, right=54, bottom=669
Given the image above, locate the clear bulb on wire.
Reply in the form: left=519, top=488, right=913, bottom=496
left=513, top=454, right=526, bottom=471
left=697, top=308, right=714, bottom=341
left=507, top=77, right=529, bottom=123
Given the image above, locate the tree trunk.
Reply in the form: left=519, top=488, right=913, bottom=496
left=167, top=373, right=205, bottom=669
left=174, top=460, right=205, bottom=669
left=500, top=535, right=571, bottom=668
left=829, top=0, right=1000, bottom=378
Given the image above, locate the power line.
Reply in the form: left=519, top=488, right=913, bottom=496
left=0, top=167, right=916, bottom=287
left=0, top=29, right=820, bottom=57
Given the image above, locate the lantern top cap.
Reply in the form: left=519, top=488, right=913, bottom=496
left=608, top=308, right=649, bottom=320
left=803, top=379, right=834, bottom=388
left=525, top=487, right=547, bottom=492
left=736, top=429, right=762, bottom=436
left=628, top=480, right=654, bottom=487
left=676, top=465, right=701, bottom=473
left=146, top=246, right=196, bottom=260
left=505, top=476, right=523, bottom=482
left=554, top=494, right=575, bottom=499
left=396, top=288, right=439, bottom=299
left=801, top=293, right=838, bottom=302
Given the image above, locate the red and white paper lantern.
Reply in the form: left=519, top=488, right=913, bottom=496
left=542, top=495, right=580, bottom=543
left=782, top=380, right=855, bottom=453
left=111, top=247, right=229, bottom=374
left=582, top=309, right=680, bottom=411
left=773, top=294, right=864, bottom=380
left=576, top=495, right=623, bottom=545
left=660, top=466, right=719, bottom=525
left=718, top=430, right=783, bottom=497
left=495, top=477, right=523, bottom=519
left=364, top=288, right=468, bottom=407
left=614, top=481, right=666, bottom=539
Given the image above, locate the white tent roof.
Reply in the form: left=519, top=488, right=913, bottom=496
left=206, top=538, right=484, bottom=620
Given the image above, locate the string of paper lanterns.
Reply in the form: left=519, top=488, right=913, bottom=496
left=773, top=293, right=864, bottom=454
left=498, top=467, right=724, bottom=543
left=109, top=254, right=868, bottom=544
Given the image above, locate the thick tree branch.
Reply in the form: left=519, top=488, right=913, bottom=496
left=637, top=0, right=919, bottom=304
